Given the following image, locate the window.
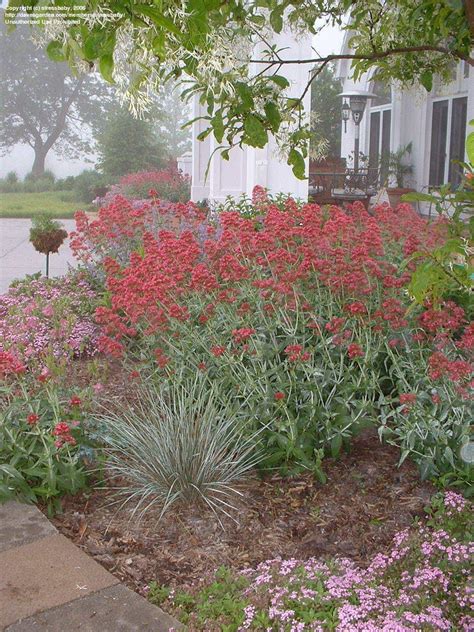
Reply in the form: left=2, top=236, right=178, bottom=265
left=368, top=80, right=392, bottom=183
left=429, top=97, right=467, bottom=187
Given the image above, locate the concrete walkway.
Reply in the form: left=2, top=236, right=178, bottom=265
left=0, top=502, right=179, bottom=631
left=0, top=219, right=77, bottom=294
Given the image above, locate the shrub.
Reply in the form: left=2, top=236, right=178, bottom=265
left=69, top=192, right=472, bottom=484
left=55, top=175, right=76, bottom=191
left=0, top=360, right=96, bottom=512
left=5, top=171, right=18, bottom=184
left=23, top=170, right=56, bottom=193
left=70, top=194, right=206, bottom=270
left=0, top=176, right=21, bottom=193
left=149, top=492, right=473, bottom=631
left=91, top=198, right=471, bottom=481
left=98, top=372, right=262, bottom=521
left=379, top=326, right=474, bottom=490
left=96, top=108, right=168, bottom=178
left=116, top=166, right=191, bottom=202
left=0, top=272, right=100, bottom=367
left=72, top=169, right=109, bottom=203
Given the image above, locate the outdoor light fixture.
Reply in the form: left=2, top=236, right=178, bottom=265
left=338, top=90, right=378, bottom=173
left=341, top=101, right=350, bottom=133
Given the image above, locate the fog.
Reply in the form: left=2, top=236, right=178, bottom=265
left=0, top=145, right=93, bottom=179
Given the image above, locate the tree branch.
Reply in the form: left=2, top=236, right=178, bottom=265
left=248, top=46, right=474, bottom=67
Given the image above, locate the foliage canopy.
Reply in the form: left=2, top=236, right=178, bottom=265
left=5, top=1, right=473, bottom=177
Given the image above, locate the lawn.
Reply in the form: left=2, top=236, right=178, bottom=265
left=0, top=190, right=90, bottom=218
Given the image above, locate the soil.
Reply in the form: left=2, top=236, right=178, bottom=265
left=48, top=429, right=434, bottom=597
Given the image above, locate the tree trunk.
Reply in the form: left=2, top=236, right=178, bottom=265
left=464, top=1, right=474, bottom=39
left=31, top=147, right=47, bottom=177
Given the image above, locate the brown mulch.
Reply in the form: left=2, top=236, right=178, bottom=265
left=48, top=429, right=434, bottom=597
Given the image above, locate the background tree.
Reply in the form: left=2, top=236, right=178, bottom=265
left=96, top=107, right=168, bottom=178
left=0, top=14, right=113, bottom=177
left=154, top=83, right=192, bottom=159
left=6, top=0, right=473, bottom=178
left=310, top=63, right=342, bottom=160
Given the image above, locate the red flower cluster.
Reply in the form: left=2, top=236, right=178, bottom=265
left=418, top=301, right=465, bottom=334
left=285, top=345, right=310, bottom=362
left=428, top=352, right=472, bottom=384
left=347, top=343, right=364, bottom=359
left=154, top=347, right=170, bottom=368
left=0, top=351, right=26, bottom=378
left=52, top=422, right=76, bottom=448
left=119, top=166, right=191, bottom=203
left=232, top=328, right=256, bottom=344
left=80, top=194, right=470, bottom=400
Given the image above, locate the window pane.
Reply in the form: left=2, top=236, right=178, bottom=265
left=448, top=97, right=467, bottom=187
left=370, top=80, right=392, bottom=106
left=380, top=110, right=391, bottom=183
left=369, top=111, right=380, bottom=172
left=429, top=100, right=448, bottom=186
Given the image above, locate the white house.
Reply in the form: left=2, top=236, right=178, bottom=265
left=189, top=28, right=474, bottom=204
left=337, top=33, right=474, bottom=193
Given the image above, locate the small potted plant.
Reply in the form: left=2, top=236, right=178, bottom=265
left=386, top=143, right=414, bottom=208
left=29, top=214, right=68, bottom=278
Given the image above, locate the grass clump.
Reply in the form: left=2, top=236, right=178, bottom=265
left=100, top=373, right=262, bottom=522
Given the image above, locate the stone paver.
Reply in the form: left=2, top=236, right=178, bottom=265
left=6, top=584, right=179, bottom=632
left=0, top=502, right=180, bottom=631
left=0, top=502, right=57, bottom=553
left=0, top=534, right=118, bottom=628
left=0, top=218, right=77, bottom=294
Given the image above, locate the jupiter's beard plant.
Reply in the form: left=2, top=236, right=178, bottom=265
left=72, top=194, right=473, bottom=486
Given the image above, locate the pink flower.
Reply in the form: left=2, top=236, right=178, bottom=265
left=42, top=305, right=54, bottom=317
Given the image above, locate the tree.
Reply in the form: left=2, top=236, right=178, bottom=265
left=154, top=83, right=192, bottom=159
left=310, top=63, right=342, bottom=159
left=6, top=1, right=473, bottom=178
left=0, top=14, right=113, bottom=177
left=96, top=107, right=168, bottom=177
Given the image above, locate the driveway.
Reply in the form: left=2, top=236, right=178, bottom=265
left=0, top=218, right=77, bottom=294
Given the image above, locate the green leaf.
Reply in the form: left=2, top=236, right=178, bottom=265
left=330, top=434, right=342, bottom=458
left=268, top=75, right=290, bottom=89
left=235, top=82, right=254, bottom=109
left=99, top=54, right=115, bottom=83
left=288, top=148, right=306, bottom=179
left=212, top=109, right=225, bottom=143
left=46, top=41, right=66, bottom=62
left=402, top=192, right=436, bottom=203
left=264, top=101, right=281, bottom=133
left=466, top=131, right=474, bottom=166
left=197, top=127, right=212, bottom=141
left=420, top=71, right=433, bottom=92
left=134, top=4, right=181, bottom=35
left=270, top=7, right=283, bottom=33
left=243, top=114, right=268, bottom=148
left=84, top=32, right=104, bottom=60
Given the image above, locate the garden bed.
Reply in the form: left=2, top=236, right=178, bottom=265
left=49, top=429, right=433, bottom=597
